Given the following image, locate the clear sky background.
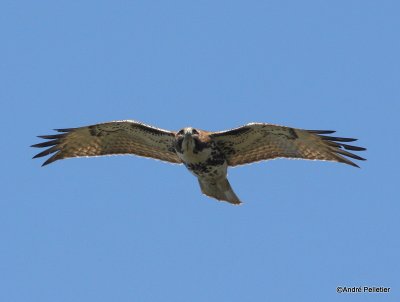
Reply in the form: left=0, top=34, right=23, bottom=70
left=1, top=1, right=399, bottom=301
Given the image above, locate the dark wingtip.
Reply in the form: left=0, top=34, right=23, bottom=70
left=32, top=151, right=47, bottom=159
left=319, top=135, right=358, bottom=142
left=334, top=155, right=361, bottom=168
left=341, top=144, right=366, bottom=151
left=336, top=149, right=366, bottom=161
left=315, top=130, right=366, bottom=167
left=32, top=128, right=70, bottom=166
left=339, top=158, right=360, bottom=169
left=54, top=128, right=74, bottom=133
left=31, top=140, right=59, bottom=148
left=345, top=160, right=360, bottom=168
left=37, top=134, right=65, bottom=139
left=41, top=153, right=59, bottom=166
left=41, top=160, right=51, bottom=167
left=307, top=130, right=336, bottom=134
left=32, top=145, right=59, bottom=159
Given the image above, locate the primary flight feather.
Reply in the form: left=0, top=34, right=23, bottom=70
left=32, top=120, right=366, bottom=205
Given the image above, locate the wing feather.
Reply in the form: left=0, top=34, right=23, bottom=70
left=32, top=120, right=182, bottom=166
left=210, top=123, right=366, bottom=168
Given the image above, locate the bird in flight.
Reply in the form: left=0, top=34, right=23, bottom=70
left=32, top=120, right=366, bottom=205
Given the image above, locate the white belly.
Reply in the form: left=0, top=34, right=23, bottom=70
left=176, top=139, right=211, bottom=163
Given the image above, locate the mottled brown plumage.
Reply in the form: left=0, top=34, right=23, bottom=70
left=32, top=121, right=181, bottom=166
left=210, top=123, right=365, bottom=168
left=32, top=120, right=366, bottom=205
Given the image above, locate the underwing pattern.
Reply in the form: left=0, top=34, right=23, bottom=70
left=32, top=120, right=366, bottom=205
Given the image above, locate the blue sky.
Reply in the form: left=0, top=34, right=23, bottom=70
left=1, top=0, right=399, bottom=301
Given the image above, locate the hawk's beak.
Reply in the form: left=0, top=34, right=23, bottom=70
left=183, top=132, right=193, bottom=151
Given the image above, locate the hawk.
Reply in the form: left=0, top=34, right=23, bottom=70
left=32, top=120, right=366, bottom=205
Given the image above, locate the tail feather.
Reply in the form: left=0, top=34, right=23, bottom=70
left=198, top=178, right=242, bottom=205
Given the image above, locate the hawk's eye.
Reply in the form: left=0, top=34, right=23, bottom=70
left=177, top=129, right=185, bottom=135
left=192, top=129, right=199, bottom=135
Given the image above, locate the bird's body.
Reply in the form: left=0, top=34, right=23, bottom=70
left=32, top=120, right=366, bottom=205
left=174, top=127, right=240, bottom=204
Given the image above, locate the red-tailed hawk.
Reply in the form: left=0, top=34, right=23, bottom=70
left=32, top=120, right=366, bottom=205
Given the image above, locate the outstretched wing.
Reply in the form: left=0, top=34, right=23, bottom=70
left=210, top=123, right=366, bottom=167
left=32, top=120, right=182, bottom=166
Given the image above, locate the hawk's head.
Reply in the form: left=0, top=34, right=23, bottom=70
left=177, top=127, right=199, bottom=137
left=175, top=127, right=208, bottom=154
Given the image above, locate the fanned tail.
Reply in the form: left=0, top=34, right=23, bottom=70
left=198, top=178, right=242, bottom=205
